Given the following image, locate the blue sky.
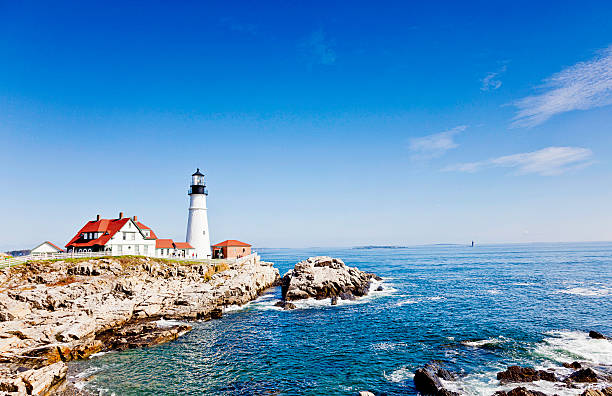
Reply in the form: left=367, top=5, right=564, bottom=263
left=2, top=1, right=612, bottom=250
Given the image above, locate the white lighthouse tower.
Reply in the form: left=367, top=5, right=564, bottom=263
left=186, top=169, right=212, bottom=258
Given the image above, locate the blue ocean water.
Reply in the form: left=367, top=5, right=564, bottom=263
left=70, top=243, right=612, bottom=395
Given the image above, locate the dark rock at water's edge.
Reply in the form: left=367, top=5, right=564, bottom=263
left=496, top=366, right=557, bottom=384
left=494, top=387, right=548, bottom=396
left=280, top=256, right=379, bottom=305
left=563, top=361, right=582, bottom=369
left=413, top=363, right=459, bottom=396
left=95, top=319, right=192, bottom=352
left=569, top=368, right=599, bottom=383
left=589, top=331, right=606, bottom=339
left=274, top=301, right=296, bottom=310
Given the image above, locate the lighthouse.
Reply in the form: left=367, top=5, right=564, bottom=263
left=186, top=169, right=212, bottom=258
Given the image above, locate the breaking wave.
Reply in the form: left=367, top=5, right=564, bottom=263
left=556, top=286, right=612, bottom=297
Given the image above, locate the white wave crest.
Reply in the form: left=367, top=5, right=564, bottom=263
left=155, top=318, right=188, bottom=328
left=443, top=331, right=612, bottom=396
left=396, top=296, right=446, bottom=306
left=384, top=366, right=414, bottom=383
left=535, top=330, right=612, bottom=365
left=461, top=336, right=509, bottom=347
left=371, top=342, right=408, bottom=351
left=557, top=286, right=612, bottom=297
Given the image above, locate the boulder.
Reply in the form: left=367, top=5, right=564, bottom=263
left=494, top=387, right=548, bottom=396
left=570, top=368, right=598, bottom=383
left=496, top=366, right=557, bottom=384
left=274, top=301, right=296, bottom=310
left=589, top=331, right=606, bottom=339
left=358, top=392, right=375, bottom=396
left=563, top=361, right=582, bottom=369
left=414, top=364, right=459, bottom=396
left=281, top=257, right=377, bottom=303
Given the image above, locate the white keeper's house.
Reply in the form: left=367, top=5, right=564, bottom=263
left=65, top=213, right=195, bottom=258
left=65, top=169, right=212, bottom=259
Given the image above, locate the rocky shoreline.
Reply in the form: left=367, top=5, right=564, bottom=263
left=413, top=331, right=612, bottom=396
left=0, top=254, right=279, bottom=395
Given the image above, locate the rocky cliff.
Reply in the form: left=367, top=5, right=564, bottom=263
left=0, top=254, right=279, bottom=395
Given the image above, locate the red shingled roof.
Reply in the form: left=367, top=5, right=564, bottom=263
left=173, top=242, right=193, bottom=249
left=66, top=217, right=158, bottom=248
left=155, top=239, right=174, bottom=249
left=211, top=240, right=251, bottom=247
left=46, top=241, right=64, bottom=252
left=136, top=221, right=157, bottom=239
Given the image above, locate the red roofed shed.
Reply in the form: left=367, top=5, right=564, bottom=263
left=211, top=240, right=251, bottom=259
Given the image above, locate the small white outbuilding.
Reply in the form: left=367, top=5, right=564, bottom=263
left=31, top=241, right=64, bottom=256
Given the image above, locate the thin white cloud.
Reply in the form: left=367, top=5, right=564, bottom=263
left=444, top=146, right=593, bottom=176
left=409, top=125, right=467, bottom=159
left=299, top=29, right=336, bottom=66
left=219, top=17, right=257, bottom=35
left=481, top=65, right=507, bottom=91
left=513, top=45, right=612, bottom=127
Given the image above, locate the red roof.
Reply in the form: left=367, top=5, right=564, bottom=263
left=155, top=239, right=193, bottom=249
left=155, top=239, right=174, bottom=249
left=45, top=241, right=64, bottom=252
left=34, top=241, right=64, bottom=252
left=136, top=221, right=158, bottom=239
left=173, top=242, right=193, bottom=249
left=212, top=239, right=251, bottom=247
left=66, top=217, right=157, bottom=248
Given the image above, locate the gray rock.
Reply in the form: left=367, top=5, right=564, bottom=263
left=589, top=331, right=606, bottom=339
left=281, top=256, right=378, bottom=301
left=414, top=364, right=459, bottom=396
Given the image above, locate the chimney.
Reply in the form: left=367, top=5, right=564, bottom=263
left=133, top=215, right=137, bottom=221
left=96, top=214, right=100, bottom=221
left=119, top=212, right=124, bottom=219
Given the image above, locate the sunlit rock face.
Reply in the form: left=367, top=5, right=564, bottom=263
left=0, top=254, right=280, bottom=394
left=281, top=256, right=379, bottom=302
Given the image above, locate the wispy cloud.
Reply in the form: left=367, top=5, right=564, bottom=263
left=219, top=17, right=257, bottom=35
left=481, top=65, right=507, bottom=91
left=444, top=146, right=593, bottom=176
left=299, top=29, right=336, bottom=66
left=513, top=45, right=612, bottom=127
left=409, top=125, right=467, bottom=160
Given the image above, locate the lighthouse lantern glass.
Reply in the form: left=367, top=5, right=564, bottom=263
left=192, top=174, right=204, bottom=186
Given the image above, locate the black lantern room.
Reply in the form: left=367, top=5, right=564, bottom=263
left=189, top=168, right=208, bottom=195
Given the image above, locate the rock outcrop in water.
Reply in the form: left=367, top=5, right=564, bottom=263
left=494, top=387, right=547, bottom=396
left=0, top=254, right=279, bottom=394
left=497, top=366, right=558, bottom=384
left=413, top=363, right=459, bottom=396
left=280, top=256, right=379, bottom=304
left=589, top=331, right=607, bottom=340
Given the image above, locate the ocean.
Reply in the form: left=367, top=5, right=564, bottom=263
left=69, top=243, right=612, bottom=395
